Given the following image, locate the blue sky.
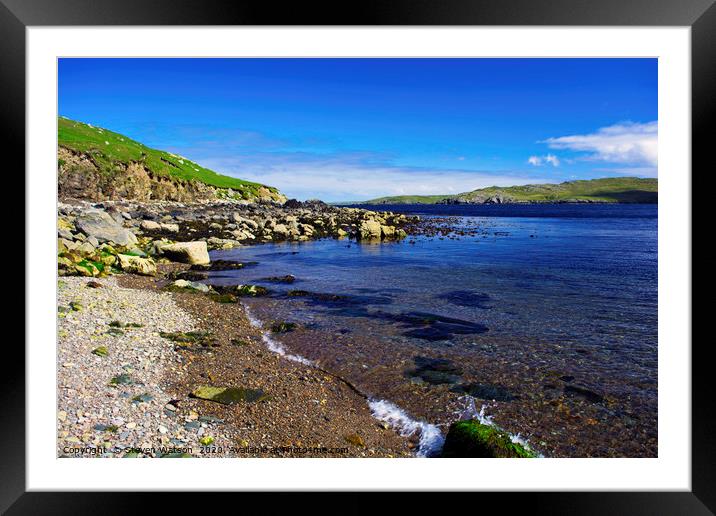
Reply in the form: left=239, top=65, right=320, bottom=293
left=58, top=58, right=657, bottom=201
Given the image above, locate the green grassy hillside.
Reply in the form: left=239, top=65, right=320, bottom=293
left=359, top=177, right=658, bottom=204
left=356, top=194, right=453, bottom=205
left=58, top=117, right=282, bottom=198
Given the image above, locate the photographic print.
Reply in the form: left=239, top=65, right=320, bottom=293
left=56, top=57, right=657, bottom=459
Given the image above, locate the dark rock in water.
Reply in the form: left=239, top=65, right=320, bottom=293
left=564, top=384, right=604, bottom=403
left=441, top=419, right=536, bottom=458
left=451, top=383, right=517, bottom=402
left=269, top=321, right=298, bottom=333
left=287, top=290, right=311, bottom=297
left=396, top=311, right=488, bottom=341
left=437, top=290, right=493, bottom=309
left=190, top=260, right=256, bottom=271
left=286, top=290, right=392, bottom=308
left=236, top=284, right=268, bottom=297
left=262, top=275, right=296, bottom=284
left=168, top=270, right=208, bottom=281
left=213, top=284, right=269, bottom=297
left=406, top=356, right=463, bottom=385
left=559, top=375, right=575, bottom=383
left=191, top=385, right=269, bottom=405
left=402, top=327, right=456, bottom=341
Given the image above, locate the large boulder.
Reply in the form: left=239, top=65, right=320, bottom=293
left=358, top=219, right=382, bottom=240
left=158, top=241, right=210, bottom=265
left=117, top=254, right=157, bottom=276
left=140, top=220, right=161, bottom=231
left=75, top=210, right=138, bottom=247
left=380, top=225, right=395, bottom=238
left=160, top=222, right=179, bottom=233
left=441, top=419, right=536, bottom=458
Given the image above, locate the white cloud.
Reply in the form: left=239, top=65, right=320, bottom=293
left=528, top=154, right=559, bottom=167
left=544, top=154, right=560, bottom=167
left=544, top=121, right=657, bottom=166
left=200, top=154, right=552, bottom=202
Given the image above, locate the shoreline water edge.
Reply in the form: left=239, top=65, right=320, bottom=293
left=57, top=197, right=653, bottom=458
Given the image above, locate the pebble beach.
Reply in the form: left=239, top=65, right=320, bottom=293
left=57, top=269, right=413, bottom=458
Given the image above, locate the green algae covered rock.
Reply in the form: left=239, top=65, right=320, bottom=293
left=441, top=419, right=536, bottom=458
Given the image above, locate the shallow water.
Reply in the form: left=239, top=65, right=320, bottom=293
left=208, top=204, right=657, bottom=457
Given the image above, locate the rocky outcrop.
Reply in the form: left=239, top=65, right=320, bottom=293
left=444, top=193, right=514, bottom=205
left=58, top=147, right=286, bottom=204
left=57, top=199, right=418, bottom=278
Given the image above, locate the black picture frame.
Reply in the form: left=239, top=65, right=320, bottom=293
left=3, top=0, right=711, bottom=513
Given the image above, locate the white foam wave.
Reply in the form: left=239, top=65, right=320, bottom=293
left=243, top=305, right=313, bottom=366
left=368, top=398, right=445, bottom=457
left=455, top=395, right=542, bottom=457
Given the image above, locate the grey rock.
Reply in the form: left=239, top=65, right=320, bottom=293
left=157, top=241, right=210, bottom=265
left=140, top=220, right=161, bottom=231
left=75, top=210, right=138, bottom=247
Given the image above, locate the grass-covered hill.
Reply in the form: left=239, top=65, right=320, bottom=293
left=355, top=194, right=453, bottom=205
left=358, top=177, right=658, bottom=205
left=58, top=117, right=285, bottom=202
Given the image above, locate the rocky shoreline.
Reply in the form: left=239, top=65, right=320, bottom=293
left=57, top=198, right=536, bottom=458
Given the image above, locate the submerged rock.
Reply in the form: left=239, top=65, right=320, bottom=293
left=564, top=385, right=604, bottom=404
left=269, top=321, right=298, bottom=333
left=451, top=383, right=517, bottom=402
left=406, top=356, right=463, bottom=385
left=441, top=419, right=536, bottom=458
left=262, top=275, right=296, bottom=284
left=190, top=259, right=249, bottom=271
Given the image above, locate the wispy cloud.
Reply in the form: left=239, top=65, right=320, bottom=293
left=527, top=154, right=560, bottom=167
left=543, top=121, right=657, bottom=166
left=199, top=152, right=551, bottom=202
left=166, top=128, right=553, bottom=202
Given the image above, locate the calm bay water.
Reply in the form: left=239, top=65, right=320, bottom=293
left=208, top=204, right=658, bottom=457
